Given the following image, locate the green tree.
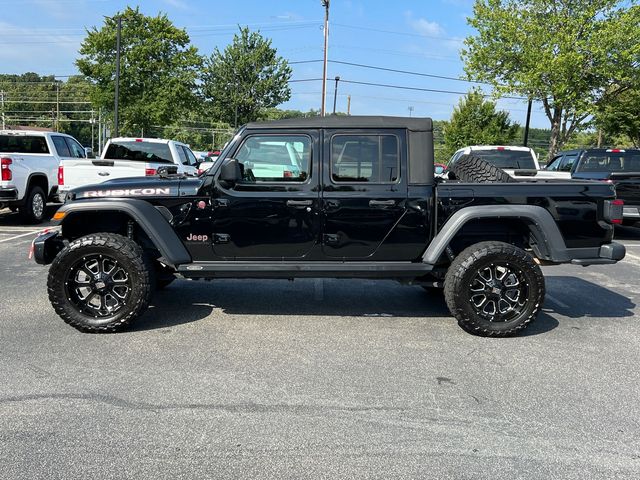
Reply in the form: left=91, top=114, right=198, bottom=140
left=443, top=90, right=519, bottom=160
left=76, top=6, right=202, bottom=136
left=463, top=0, right=640, bottom=160
left=596, top=87, right=640, bottom=147
left=202, top=27, right=292, bottom=126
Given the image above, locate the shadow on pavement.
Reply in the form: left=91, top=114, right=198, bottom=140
left=0, top=206, right=58, bottom=227
left=542, top=275, right=636, bottom=319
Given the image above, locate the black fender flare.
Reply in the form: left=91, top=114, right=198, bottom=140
left=56, top=198, right=191, bottom=266
left=422, top=205, right=570, bottom=264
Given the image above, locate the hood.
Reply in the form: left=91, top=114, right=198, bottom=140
left=67, top=176, right=204, bottom=202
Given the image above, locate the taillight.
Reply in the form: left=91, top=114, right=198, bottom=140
left=604, top=199, right=624, bottom=225
left=58, top=165, right=64, bottom=186
left=1, top=157, right=12, bottom=181
left=496, top=146, right=506, bottom=151
left=145, top=168, right=156, bottom=176
left=283, top=170, right=293, bottom=178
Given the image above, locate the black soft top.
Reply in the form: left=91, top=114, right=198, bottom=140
left=246, top=115, right=433, bottom=132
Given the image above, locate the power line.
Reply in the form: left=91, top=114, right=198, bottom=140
left=332, top=22, right=463, bottom=43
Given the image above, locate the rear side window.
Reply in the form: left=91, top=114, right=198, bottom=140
left=52, top=136, right=71, bottom=157
left=65, top=138, right=85, bottom=158
left=0, top=135, right=50, bottom=154
left=104, top=141, right=172, bottom=163
left=576, top=152, right=640, bottom=172
left=331, top=135, right=399, bottom=183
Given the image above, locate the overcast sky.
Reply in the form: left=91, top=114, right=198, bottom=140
left=0, top=0, right=550, bottom=128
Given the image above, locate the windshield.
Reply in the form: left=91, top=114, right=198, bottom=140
left=104, top=141, right=173, bottom=163
left=471, top=149, right=536, bottom=169
left=575, top=152, right=640, bottom=173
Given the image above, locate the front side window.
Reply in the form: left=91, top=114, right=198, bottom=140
left=560, top=154, right=578, bottom=172
left=235, top=135, right=311, bottom=182
left=65, top=138, right=85, bottom=158
left=184, top=147, right=198, bottom=166
left=546, top=155, right=562, bottom=171
left=176, top=145, right=188, bottom=165
left=331, top=135, right=399, bottom=183
left=51, top=136, right=71, bottom=157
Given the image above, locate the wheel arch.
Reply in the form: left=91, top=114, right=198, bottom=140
left=422, top=205, right=569, bottom=264
left=57, top=199, right=191, bottom=267
left=26, top=173, right=49, bottom=197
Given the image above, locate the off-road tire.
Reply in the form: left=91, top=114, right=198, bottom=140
left=444, top=241, right=545, bottom=336
left=449, top=154, right=514, bottom=183
left=47, top=233, right=154, bottom=333
left=19, top=186, right=46, bottom=223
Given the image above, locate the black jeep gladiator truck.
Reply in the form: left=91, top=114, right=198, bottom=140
left=33, top=116, right=625, bottom=336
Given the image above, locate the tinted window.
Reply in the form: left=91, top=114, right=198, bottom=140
left=472, top=149, right=537, bottom=169
left=235, top=135, right=311, bottom=182
left=560, top=154, right=578, bottom=172
left=0, top=135, right=50, bottom=154
left=65, top=137, right=85, bottom=158
left=546, top=155, right=563, bottom=171
left=104, top=141, right=173, bottom=163
left=52, top=136, right=71, bottom=157
left=331, top=135, right=399, bottom=183
left=576, top=152, right=640, bottom=172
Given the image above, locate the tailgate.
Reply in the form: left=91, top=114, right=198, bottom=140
left=61, top=158, right=146, bottom=190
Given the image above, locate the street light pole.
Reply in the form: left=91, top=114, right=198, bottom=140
left=332, top=76, right=340, bottom=115
left=320, top=0, right=330, bottom=116
left=523, top=98, right=532, bottom=147
left=114, top=15, right=122, bottom=137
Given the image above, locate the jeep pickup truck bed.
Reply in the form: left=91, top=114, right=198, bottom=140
left=33, top=116, right=625, bottom=336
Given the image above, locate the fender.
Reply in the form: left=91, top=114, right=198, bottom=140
left=56, top=198, right=191, bottom=266
left=422, top=205, right=572, bottom=264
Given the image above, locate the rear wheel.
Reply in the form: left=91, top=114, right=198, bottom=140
left=19, top=186, right=46, bottom=223
left=47, top=233, right=153, bottom=333
left=444, top=241, right=544, bottom=336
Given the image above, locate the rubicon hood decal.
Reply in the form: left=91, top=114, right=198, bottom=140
left=82, top=187, right=172, bottom=198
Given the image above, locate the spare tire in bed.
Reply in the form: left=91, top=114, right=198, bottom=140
left=449, top=154, right=514, bottom=183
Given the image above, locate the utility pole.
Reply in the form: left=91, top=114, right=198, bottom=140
left=114, top=15, right=122, bottom=137
left=320, top=0, right=330, bottom=116
left=523, top=98, right=532, bottom=147
left=55, top=83, right=60, bottom=132
left=1, top=90, right=5, bottom=130
left=408, top=106, right=414, bottom=117
left=347, top=95, right=351, bottom=115
left=90, top=110, right=95, bottom=153
left=332, top=76, right=340, bottom=115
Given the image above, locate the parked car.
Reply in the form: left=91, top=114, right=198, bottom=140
left=546, top=148, right=640, bottom=224
left=33, top=116, right=624, bottom=337
left=449, top=146, right=559, bottom=179
left=57, top=137, right=199, bottom=201
left=0, top=129, right=87, bottom=222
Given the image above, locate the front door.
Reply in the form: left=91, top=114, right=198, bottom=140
left=210, top=131, right=320, bottom=259
left=322, top=129, right=408, bottom=259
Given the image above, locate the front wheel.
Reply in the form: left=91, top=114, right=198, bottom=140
left=444, top=241, right=545, bottom=336
left=47, top=233, right=154, bottom=332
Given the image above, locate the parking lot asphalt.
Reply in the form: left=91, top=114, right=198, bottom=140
left=1, top=207, right=639, bottom=479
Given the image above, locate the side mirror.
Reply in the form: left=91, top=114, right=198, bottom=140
left=219, top=158, right=242, bottom=184
left=84, top=147, right=95, bottom=159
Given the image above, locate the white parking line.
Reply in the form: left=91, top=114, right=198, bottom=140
left=624, top=252, right=640, bottom=263
left=0, top=231, right=39, bottom=243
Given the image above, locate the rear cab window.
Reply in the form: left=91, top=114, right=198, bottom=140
left=0, top=135, right=50, bottom=154
left=104, top=141, right=173, bottom=163
left=471, top=149, right=537, bottom=169
left=576, top=151, right=640, bottom=172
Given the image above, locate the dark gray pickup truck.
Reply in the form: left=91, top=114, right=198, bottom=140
left=33, top=116, right=625, bottom=336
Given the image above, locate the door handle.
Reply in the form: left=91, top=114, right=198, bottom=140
left=369, top=199, right=396, bottom=207
left=286, top=199, right=313, bottom=207
left=98, top=172, right=110, bottom=176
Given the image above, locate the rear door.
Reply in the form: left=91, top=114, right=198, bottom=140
left=321, top=129, right=408, bottom=259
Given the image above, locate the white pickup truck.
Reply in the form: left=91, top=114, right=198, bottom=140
left=58, top=137, right=199, bottom=200
left=0, top=130, right=88, bottom=223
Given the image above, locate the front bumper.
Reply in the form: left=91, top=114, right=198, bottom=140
left=570, top=242, right=626, bottom=266
left=32, top=231, right=65, bottom=265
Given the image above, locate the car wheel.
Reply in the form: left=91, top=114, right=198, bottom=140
left=444, top=241, right=545, bottom=336
left=19, top=186, right=46, bottom=223
left=47, top=233, right=154, bottom=333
